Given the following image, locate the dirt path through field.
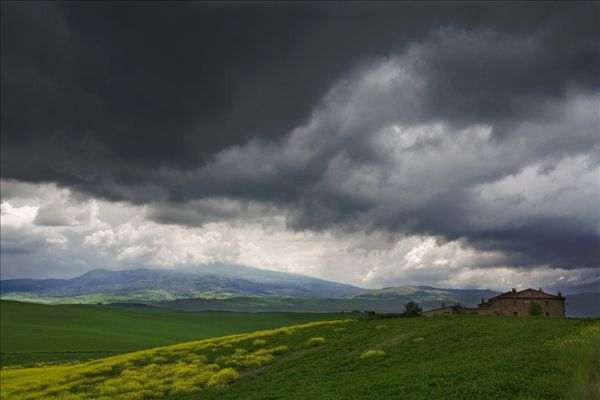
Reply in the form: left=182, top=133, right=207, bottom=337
left=373, top=333, right=413, bottom=349
left=240, top=346, right=321, bottom=378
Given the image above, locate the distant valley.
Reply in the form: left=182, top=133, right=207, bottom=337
left=1, top=266, right=598, bottom=316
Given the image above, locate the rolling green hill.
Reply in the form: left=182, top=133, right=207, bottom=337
left=1, top=316, right=598, bottom=400
left=0, top=301, right=345, bottom=366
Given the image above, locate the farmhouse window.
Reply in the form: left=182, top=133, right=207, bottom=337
left=524, top=300, right=530, bottom=304
left=545, top=301, right=549, bottom=307
left=512, top=300, right=517, bottom=306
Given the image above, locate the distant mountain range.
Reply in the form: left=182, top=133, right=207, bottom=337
left=564, top=292, right=600, bottom=317
left=1, top=266, right=598, bottom=316
left=0, top=265, right=360, bottom=300
left=0, top=266, right=499, bottom=308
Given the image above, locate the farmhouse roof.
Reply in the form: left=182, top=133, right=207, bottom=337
left=488, top=288, right=565, bottom=301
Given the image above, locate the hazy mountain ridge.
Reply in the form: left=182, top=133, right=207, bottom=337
left=0, top=266, right=361, bottom=300
left=352, top=285, right=500, bottom=306
left=565, top=292, right=600, bottom=317
left=0, top=267, right=499, bottom=306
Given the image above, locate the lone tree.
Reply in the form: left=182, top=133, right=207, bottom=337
left=404, top=301, right=422, bottom=316
left=528, top=302, right=542, bottom=316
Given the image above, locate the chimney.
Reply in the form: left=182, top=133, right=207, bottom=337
left=512, top=288, right=516, bottom=293
left=481, top=297, right=484, bottom=304
left=441, top=302, right=445, bottom=308
left=538, top=287, right=543, bottom=292
left=558, top=291, right=562, bottom=297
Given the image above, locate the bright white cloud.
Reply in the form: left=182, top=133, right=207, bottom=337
left=473, top=154, right=600, bottom=227
left=1, top=180, right=596, bottom=291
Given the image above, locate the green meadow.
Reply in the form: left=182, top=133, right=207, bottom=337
left=179, top=317, right=600, bottom=400
left=1, top=305, right=598, bottom=399
left=0, top=301, right=345, bottom=366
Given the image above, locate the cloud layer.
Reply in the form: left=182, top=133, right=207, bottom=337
left=1, top=3, right=598, bottom=288
left=152, top=32, right=600, bottom=270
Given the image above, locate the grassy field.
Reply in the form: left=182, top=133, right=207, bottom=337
left=0, top=301, right=345, bottom=366
left=1, top=315, right=598, bottom=399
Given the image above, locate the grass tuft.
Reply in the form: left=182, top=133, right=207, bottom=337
left=306, top=337, right=326, bottom=347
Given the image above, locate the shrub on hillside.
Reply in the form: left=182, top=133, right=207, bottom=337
left=404, top=301, right=422, bottom=317
left=307, top=337, right=326, bottom=347
left=253, top=339, right=267, bottom=346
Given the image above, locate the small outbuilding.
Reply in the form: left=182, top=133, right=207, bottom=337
left=421, top=303, right=478, bottom=317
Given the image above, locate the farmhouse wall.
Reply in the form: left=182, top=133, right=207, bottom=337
left=480, top=298, right=564, bottom=317
left=477, top=288, right=565, bottom=317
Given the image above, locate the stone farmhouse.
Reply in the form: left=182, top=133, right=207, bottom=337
left=422, top=288, right=566, bottom=317
left=477, top=288, right=565, bottom=317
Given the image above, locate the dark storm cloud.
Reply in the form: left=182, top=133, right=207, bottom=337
left=2, top=2, right=599, bottom=273
left=148, top=28, right=599, bottom=271
left=2, top=2, right=598, bottom=183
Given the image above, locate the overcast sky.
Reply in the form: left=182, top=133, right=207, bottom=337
left=1, top=2, right=599, bottom=291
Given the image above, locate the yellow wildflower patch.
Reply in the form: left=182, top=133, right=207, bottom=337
left=359, top=349, right=386, bottom=359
